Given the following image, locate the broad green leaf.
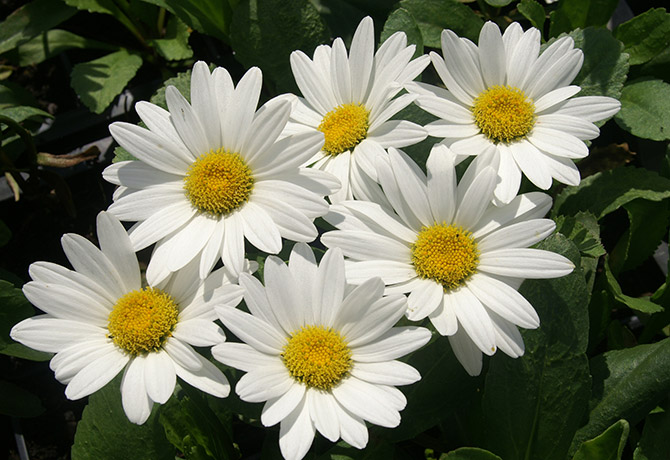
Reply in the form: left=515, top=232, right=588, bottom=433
left=636, top=46, right=670, bottom=82
left=398, top=0, right=484, bottom=46
left=139, top=0, right=233, bottom=42
left=614, top=8, right=670, bottom=66
left=389, top=335, right=483, bottom=441
left=0, top=81, right=39, bottom=109
left=610, top=199, right=670, bottom=274
left=484, top=0, right=513, bottom=6
left=0, top=220, right=9, bottom=247
left=149, top=68, right=192, bottom=109
left=149, top=16, right=193, bottom=61
left=568, top=28, right=629, bottom=100
left=518, top=0, right=546, bottom=32
left=549, top=0, right=619, bottom=37
left=571, top=338, right=670, bottom=454
left=0, top=380, right=44, bottom=418
left=71, top=50, right=143, bottom=114
left=0, top=280, right=52, bottom=361
left=554, top=211, right=604, bottom=299
left=62, top=0, right=121, bottom=15
left=12, top=29, right=117, bottom=66
left=572, top=420, right=629, bottom=460
left=441, top=447, right=503, bottom=460
left=0, top=106, right=52, bottom=124
left=381, top=7, right=423, bottom=59
left=603, top=258, right=662, bottom=314
left=481, top=235, right=591, bottom=460
left=615, top=78, right=670, bottom=141
left=0, top=0, right=76, bottom=55
left=229, top=0, right=330, bottom=93
left=555, top=212, right=605, bottom=259
left=71, top=377, right=173, bottom=460
left=634, top=404, right=670, bottom=460
left=159, top=384, right=236, bottom=460
left=552, top=167, right=670, bottom=220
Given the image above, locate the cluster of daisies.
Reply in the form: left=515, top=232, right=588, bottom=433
left=11, top=17, right=619, bottom=460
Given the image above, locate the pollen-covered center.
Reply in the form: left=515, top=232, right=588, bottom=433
left=107, top=288, right=179, bottom=355
left=317, top=103, right=369, bottom=156
left=282, top=325, right=352, bottom=390
left=472, top=85, right=535, bottom=143
left=183, top=148, right=254, bottom=215
left=412, top=223, right=479, bottom=290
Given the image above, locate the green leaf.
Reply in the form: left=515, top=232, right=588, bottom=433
left=555, top=212, right=606, bottom=259
left=112, top=145, right=138, bottom=163
left=389, top=335, right=483, bottom=441
left=12, top=29, right=118, bottom=66
left=481, top=234, right=591, bottom=460
left=634, top=403, right=670, bottom=460
left=614, top=8, right=670, bottom=66
left=62, top=0, right=121, bottom=15
left=572, top=420, right=629, bottom=460
left=381, top=7, right=423, bottom=59
left=615, top=78, right=670, bottom=141
left=610, top=199, right=670, bottom=274
left=71, top=376, right=174, bottom=460
left=398, top=0, right=484, bottom=46
left=484, top=0, right=513, bottom=6
left=571, top=338, right=670, bottom=454
left=441, top=447, right=503, bottom=460
left=0, top=0, right=76, bottom=55
left=567, top=27, right=629, bottom=100
left=0, top=106, right=52, bottom=124
left=159, top=384, right=236, bottom=460
left=229, top=0, right=330, bottom=93
left=603, top=257, right=663, bottom=314
left=149, top=16, right=193, bottom=61
left=149, top=68, right=192, bottom=110
left=0, top=81, right=38, bottom=109
left=0, top=380, right=44, bottom=418
left=549, top=0, right=619, bottom=37
left=553, top=167, right=670, bottom=220
left=518, top=0, right=546, bottom=32
left=636, top=46, right=670, bottom=82
left=71, top=50, right=143, bottom=114
left=139, top=0, right=234, bottom=42
left=0, top=280, right=52, bottom=361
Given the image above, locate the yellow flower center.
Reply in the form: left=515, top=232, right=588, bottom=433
left=107, top=288, right=179, bottom=355
left=183, top=148, right=254, bottom=215
left=281, top=325, right=352, bottom=390
left=412, top=223, right=479, bottom=290
left=472, top=85, right=535, bottom=143
left=317, top=103, right=369, bottom=156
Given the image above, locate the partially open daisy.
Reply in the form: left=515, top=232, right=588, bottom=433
left=11, top=212, right=250, bottom=424
left=406, top=21, right=621, bottom=204
left=285, top=16, right=430, bottom=203
left=212, top=243, right=430, bottom=460
left=321, top=146, right=574, bottom=375
left=104, top=61, right=339, bottom=285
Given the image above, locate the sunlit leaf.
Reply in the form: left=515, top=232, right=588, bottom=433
left=572, top=420, right=629, bottom=460
left=615, top=78, right=670, bottom=141
left=614, top=8, right=670, bottom=65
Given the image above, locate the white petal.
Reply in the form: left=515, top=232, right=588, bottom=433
left=163, top=337, right=203, bottom=372
left=450, top=287, right=496, bottom=356
left=65, top=348, right=129, bottom=400
left=223, top=67, right=262, bottom=154
left=344, top=260, right=417, bottom=285
left=554, top=95, right=621, bottom=122
left=278, top=397, right=315, bottom=460
left=96, top=212, right=141, bottom=292
left=478, top=248, right=575, bottom=278
left=478, top=218, right=556, bottom=252
left=478, top=22, right=506, bottom=87
left=448, top=328, right=483, bottom=376
left=351, top=360, right=421, bottom=386
left=313, top=247, right=345, bottom=326
left=428, top=295, right=457, bottom=336
left=239, top=202, right=283, bottom=254
left=144, top=350, right=176, bottom=404
left=352, top=327, right=431, bottom=362
left=173, top=319, right=226, bottom=347
left=212, top=342, right=277, bottom=372
left=262, top=384, right=306, bottom=428
left=406, top=279, right=444, bottom=321
left=120, top=356, right=153, bottom=424
left=215, top=306, right=286, bottom=355
left=331, top=377, right=401, bottom=428
left=236, top=365, right=293, bottom=402
left=165, top=85, right=209, bottom=157
left=190, top=61, right=221, bottom=150
left=173, top=352, right=230, bottom=398
left=22, top=282, right=110, bottom=327
left=467, top=273, right=540, bottom=329
left=11, top=316, right=104, bottom=353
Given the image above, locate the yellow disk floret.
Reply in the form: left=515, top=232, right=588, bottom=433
left=318, top=103, right=369, bottom=156
left=107, top=288, right=179, bottom=355
left=472, top=85, right=535, bottom=143
left=184, top=148, right=254, bottom=215
left=282, top=325, right=352, bottom=390
left=412, top=223, right=479, bottom=290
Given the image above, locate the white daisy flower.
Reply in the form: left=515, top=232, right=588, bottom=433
left=406, top=21, right=621, bottom=204
left=11, top=212, right=250, bottom=424
left=321, top=146, right=574, bottom=376
left=104, top=61, right=339, bottom=285
left=212, top=243, right=431, bottom=460
left=286, top=16, right=430, bottom=204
